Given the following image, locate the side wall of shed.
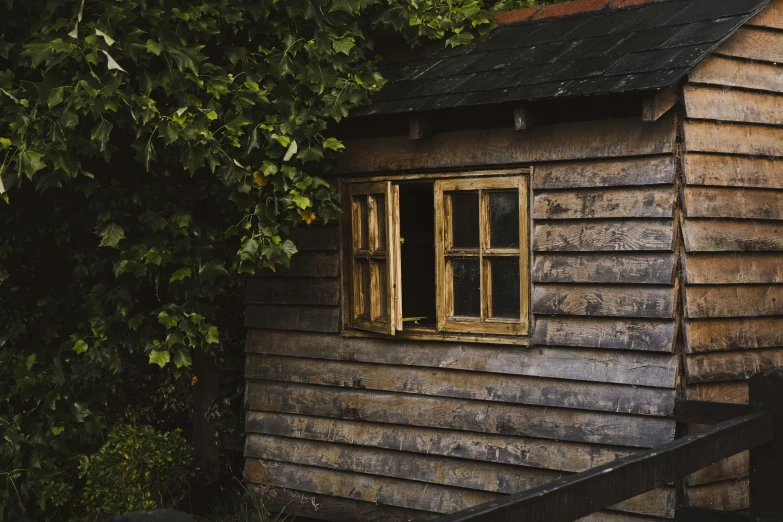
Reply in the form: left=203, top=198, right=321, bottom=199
left=680, top=4, right=783, bottom=512
left=243, top=114, right=682, bottom=522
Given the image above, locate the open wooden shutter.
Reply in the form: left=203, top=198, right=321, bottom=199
left=348, top=182, right=401, bottom=335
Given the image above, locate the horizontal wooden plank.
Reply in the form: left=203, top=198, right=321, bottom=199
left=716, top=26, right=783, bottom=63
left=685, top=348, right=783, bottom=383
left=613, top=489, right=675, bottom=519
left=244, top=411, right=635, bottom=474
left=246, top=458, right=495, bottom=514
left=534, top=220, right=674, bottom=252
left=684, top=120, right=783, bottom=157
left=337, top=115, right=677, bottom=174
left=256, top=251, right=340, bottom=277
left=533, top=253, right=675, bottom=284
left=245, top=381, right=676, bottom=447
left=245, top=305, right=340, bottom=333
left=683, top=154, right=783, bottom=189
left=687, top=478, right=749, bottom=512
left=246, top=354, right=675, bottom=416
left=685, top=382, right=749, bottom=404
left=245, top=330, right=678, bottom=388
left=749, top=0, right=783, bottom=29
left=682, top=220, right=783, bottom=252
left=683, top=253, right=783, bottom=284
left=688, top=55, right=783, bottom=93
left=289, top=225, right=340, bottom=251
left=684, top=285, right=783, bottom=318
left=533, top=188, right=675, bottom=220
left=686, top=451, right=748, bottom=486
left=245, top=277, right=340, bottom=305
left=684, top=187, right=783, bottom=220
left=532, top=285, right=676, bottom=319
left=684, top=317, right=783, bottom=352
left=533, top=157, right=675, bottom=190
left=246, top=433, right=563, bottom=493
left=577, top=513, right=669, bottom=522
left=683, top=85, right=783, bottom=125
left=533, top=317, right=675, bottom=353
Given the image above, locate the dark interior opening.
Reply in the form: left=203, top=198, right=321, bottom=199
left=399, top=182, right=436, bottom=327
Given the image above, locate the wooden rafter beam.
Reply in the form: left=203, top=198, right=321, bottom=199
left=643, top=86, right=679, bottom=122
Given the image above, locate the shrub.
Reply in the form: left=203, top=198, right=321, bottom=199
left=77, top=425, right=193, bottom=521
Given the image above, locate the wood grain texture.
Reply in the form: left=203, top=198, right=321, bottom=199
left=683, top=154, right=783, bottom=189
left=643, top=87, right=678, bottom=123
left=245, top=330, right=678, bottom=388
left=684, top=285, right=783, bottom=318
left=534, top=220, right=674, bottom=252
left=687, top=478, right=749, bottom=512
left=337, top=115, right=677, bottom=174
left=716, top=26, right=783, bottom=63
left=686, top=451, right=748, bottom=486
left=533, top=254, right=675, bottom=284
left=256, top=251, right=340, bottom=277
left=245, top=278, right=340, bottom=305
left=532, top=157, right=675, bottom=189
left=245, top=433, right=564, bottom=494
left=685, top=348, right=783, bottom=383
left=688, top=55, right=783, bottom=93
left=684, top=317, right=783, bottom=352
left=533, top=317, right=676, bottom=353
left=246, top=458, right=495, bottom=514
left=683, top=85, right=783, bottom=125
left=685, top=381, right=749, bottom=404
left=683, top=253, right=783, bottom=284
left=684, top=120, right=783, bottom=156
left=532, top=285, right=676, bottom=319
left=252, top=485, right=438, bottom=522
left=245, top=305, right=340, bottom=333
left=577, top=513, right=669, bottom=522
left=289, top=225, right=340, bottom=251
left=684, top=187, right=783, bottom=220
left=245, top=381, right=676, bottom=447
left=682, top=220, right=783, bottom=252
left=533, top=188, right=675, bottom=220
left=749, top=0, right=783, bottom=29
left=244, top=411, right=636, bottom=473
left=246, top=354, right=676, bottom=416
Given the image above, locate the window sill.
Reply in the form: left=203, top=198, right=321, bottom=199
left=340, top=327, right=532, bottom=346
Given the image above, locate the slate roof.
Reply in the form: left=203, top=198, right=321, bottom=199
left=354, top=0, right=769, bottom=117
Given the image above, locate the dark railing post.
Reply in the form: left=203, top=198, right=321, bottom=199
left=749, top=369, right=783, bottom=519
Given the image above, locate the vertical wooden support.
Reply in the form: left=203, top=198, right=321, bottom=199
left=514, top=106, right=535, bottom=130
left=643, top=87, right=679, bottom=122
left=192, top=350, right=220, bottom=487
left=749, top=369, right=783, bottom=519
left=409, top=117, right=430, bottom=140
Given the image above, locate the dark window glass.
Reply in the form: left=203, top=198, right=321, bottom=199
left=375, top=195, right=386, bottom=252
left=357, top=259, right=370, bottom=317
left=452, top=259, right=481, bottom=317
left=400, top=183, right=436, bottom=326
left=490, top=257, right=520, bottom=318
left=489, top=191, right=519, bottom=248
left=450, top=191, right=479, bottom=248
left=375, top=260, right=388, bottom=319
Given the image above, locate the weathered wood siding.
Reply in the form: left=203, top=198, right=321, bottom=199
left=680, top=3, right=783, bottom=511
left=243, top=114, right=680, bottom=522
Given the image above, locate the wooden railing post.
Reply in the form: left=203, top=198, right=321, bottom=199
left=749, top=369, right=783, bottom=519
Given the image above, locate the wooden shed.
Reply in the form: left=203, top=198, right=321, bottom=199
left=243, top=0, right=783, bottom=519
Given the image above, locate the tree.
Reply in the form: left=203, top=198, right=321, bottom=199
left=0, top=0, right=543, bottom=518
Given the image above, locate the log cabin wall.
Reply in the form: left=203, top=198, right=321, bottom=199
left=243, top=113, right=684, bottom=522
left=679, top=2, right=783, bottom=513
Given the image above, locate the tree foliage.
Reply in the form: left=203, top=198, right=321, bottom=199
left=0, top=0, right=545, bottom=519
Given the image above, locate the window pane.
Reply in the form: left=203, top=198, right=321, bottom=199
left=452, top=259, right=480, bottom=317
left=373, top=260, right=389, bottom=320
left=490, top=257, right=520, bottom=319
left=450, top=191, right=479, bottom=248
left=375, top=195, right=386, bottom=252
left=353, top=196, right=369, bottom=250
left=356, top=259, right=370, bottom=317
left=489, top=191, right=519, bottom=248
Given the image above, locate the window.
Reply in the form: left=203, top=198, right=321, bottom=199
left=346, top=171, right=529, bottom=338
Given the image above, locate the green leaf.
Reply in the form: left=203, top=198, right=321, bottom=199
left=98, top=223, right=125, bottom=248
left=146, top=39, right=164, bottom=56
left=72, top=339, right=88, bottom=354
left=0, top=137, right=11, bottom=149
left=271, top=134, right=290, bottom=147
left=19, top=150, right=45, bottom=179
left=95, top=29, right=115, bottom=46
left=90, top=120, right=114, bottom=153
left=199, top=261, right=229, bottom=284
left=128, top=314, right=144, bottom=331
left=157, top=311, right=178, bottom=329
left=148, top=349, right=170, bottom=368
left=25, top=353, right=36, bottom=370
left=144, top=248, right=163, bottom=266
left=322, top=137, right=345, bottom=151
left=292, top=195, right=311, bottom=209
left=332, top=36, right=356, bottom=55
left=169, top=268, right=191, bottom=282
left=173, top=349, right=192, bottom=368
left=51, top=426, right=65, bottom=436
left=205, top=326, right=219, bottom=344
left=206, top=110, right=218, bottom=120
